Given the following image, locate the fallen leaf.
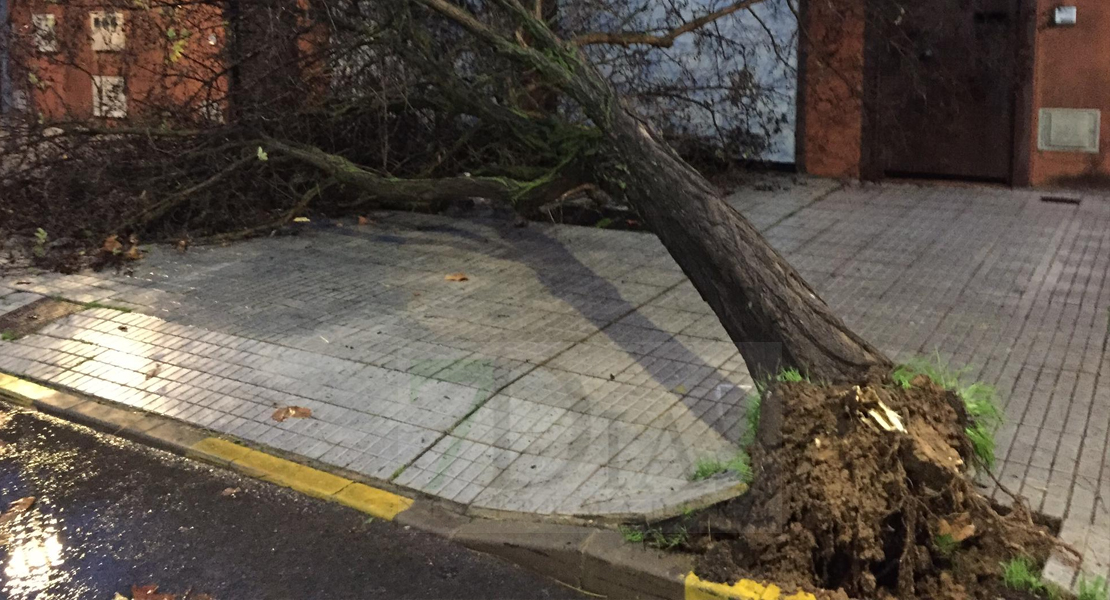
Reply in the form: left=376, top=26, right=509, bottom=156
left=124, top=246, right=143, bottom=261
left=220, top=487, right=240, bottom=497
left=113, top=594, right=128, bottom=600
left=0, top=497, right=36, bottom=527
left=293, top=217, right=310, bottom=223
left=357, top=216, right=370, bottom=226
left=132, top=584, right=176, bottom=600
left=444, top=273, right=469, bottom=282
left=176, top=240, right=189, bottom=253
left=129, top=234, right=140, bottom=245
left=102, top=235, right=123, bottom=253
left=8, top=497, right=34, bottom=512
left=271, top=406, right=312, bottom=422
left=145, top=365, right=161, bottom=380
left=118, top=326, right=129, bottom=332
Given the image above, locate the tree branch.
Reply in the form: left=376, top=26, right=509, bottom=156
left=264, top=138, right=581, bottom=213
left=572, top=0, right=766, bottom=47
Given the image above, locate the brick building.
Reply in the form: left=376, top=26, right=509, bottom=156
left=2, top=0, right=1107, bottom=189
left=798, top=0, right=1110, bottom=188
left=0, top=0, right=226, bottom=123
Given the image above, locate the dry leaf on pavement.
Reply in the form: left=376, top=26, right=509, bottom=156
left=124, top=245, right=143, bottom=261
left=293, top=216, right=310, bottom=223
left=102, top=235, right=123, bottom=253
left=271, top=406, right=312, bottom=422
left=444, top=273, right=469, bottom=282
left=132, top=584, right=176, bottom=600
left=220, top=487, right=241, bottom=497
left=357, top=215, right=371, bottom=226
left=0, top=496, right=35, bottom=527
left=145, top=365, right=161, bottom=380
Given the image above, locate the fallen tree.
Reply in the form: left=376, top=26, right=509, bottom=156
left=0, top=0, right=1072, bottom=595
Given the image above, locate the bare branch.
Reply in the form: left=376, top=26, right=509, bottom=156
left=572, top=0, right=766, bottom=47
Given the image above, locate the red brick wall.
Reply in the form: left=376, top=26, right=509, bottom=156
left=9, top=1, right=227, bottom=123
left=798, top=0, right=866, bottom=179
left=1028, top=0, right=1110, bottom=187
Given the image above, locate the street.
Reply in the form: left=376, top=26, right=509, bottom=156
left=0, top=405, right=585, bottom=600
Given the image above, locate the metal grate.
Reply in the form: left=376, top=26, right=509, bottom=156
left=1040, top=195, right=1082, bottom=206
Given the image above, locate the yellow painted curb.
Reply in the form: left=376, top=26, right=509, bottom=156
left=234, top=447, right=350, bottom=498
left=189, top=437, right=412, bottom=520
left=190, top=438, right=253, bottom=463
left=685, top=573, right=816, bottom=600
left=0, top=373, right=55, bottom=406
left=335, top=483, right=414, bottom=520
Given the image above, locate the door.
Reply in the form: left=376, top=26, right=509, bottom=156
left=869, top=0, right=1019, bottom=181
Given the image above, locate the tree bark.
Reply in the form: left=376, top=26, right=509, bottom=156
left=593, top=104, right=889, bottom=382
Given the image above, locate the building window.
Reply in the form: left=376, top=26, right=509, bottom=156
left=32, top=14, right=58, bottom=53
left=92, top=76, right=127, bottom=118
left=89, top=10, right=125, bottom=52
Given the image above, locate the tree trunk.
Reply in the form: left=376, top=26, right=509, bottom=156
left=591, top=105, right=889, bottom=382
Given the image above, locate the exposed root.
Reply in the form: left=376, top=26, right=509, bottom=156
left=696, top=377, right=1063, bottom=599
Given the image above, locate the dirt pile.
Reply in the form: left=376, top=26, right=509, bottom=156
left=696, top=377, right=1064, bottom=599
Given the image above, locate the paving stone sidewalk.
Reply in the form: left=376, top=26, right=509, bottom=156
left=1, top=176, right=1108, bottom=584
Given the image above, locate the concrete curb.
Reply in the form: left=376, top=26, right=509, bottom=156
left=0, top=371, right=816, bottom=600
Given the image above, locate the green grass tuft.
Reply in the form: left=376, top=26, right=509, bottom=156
left=1001, top=556, right=1046, bottom=594
left=691, top=457, right=726, bottom=481
left=966, top=423, right=997, bottom=470
left=1078, top=575, right=1110, bottom=600
left=934, top=533, right=958, bottom=558
left=690, top=451, right=753, bottom=483
left=618, top=524, right=687, bottom=549
left=891, top=364, right=915, bottom=389
left=647, top=526, right=688, bottom=550
left=619, top=525, right=644, bottom=543
left=1, top=330, right=15, bottom=341
left=742, top=390, right=762, bottom=447
left=776, top=367, right=805, bottom=383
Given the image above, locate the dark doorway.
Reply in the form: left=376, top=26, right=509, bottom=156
left=866, top=0, right=1020, bottom=182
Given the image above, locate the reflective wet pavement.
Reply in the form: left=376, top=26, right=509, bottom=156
left=0, top=406, right=585, bottom=599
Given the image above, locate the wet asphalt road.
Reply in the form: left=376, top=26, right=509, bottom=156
left=0, top=406, right=586, bottom=600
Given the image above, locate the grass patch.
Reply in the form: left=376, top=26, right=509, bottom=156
left=891, top=364, right=915, bottom=389
left=1, top=330, right=15, bottom=341
left=691, top=451, right=752, bottom=483
left=1078, top=575, right=1110, bottom=600
left=998, top=557, right=1066, bottom=600
left=776, top=367, right=806, bottom=383
left=1002, top=556, right=1046, bottom=594
left=619, top=525, right=644, bottom=543
left=893, top=353, right=1003, bottom=469
left=934, top=533, right=958, bottom=558
left=741, top=389, right=762, bottom=447
left=619, top=524, right=688, bottom=550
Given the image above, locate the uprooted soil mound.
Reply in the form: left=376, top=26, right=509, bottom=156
left=695, top=377, right=1066, bottom=599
